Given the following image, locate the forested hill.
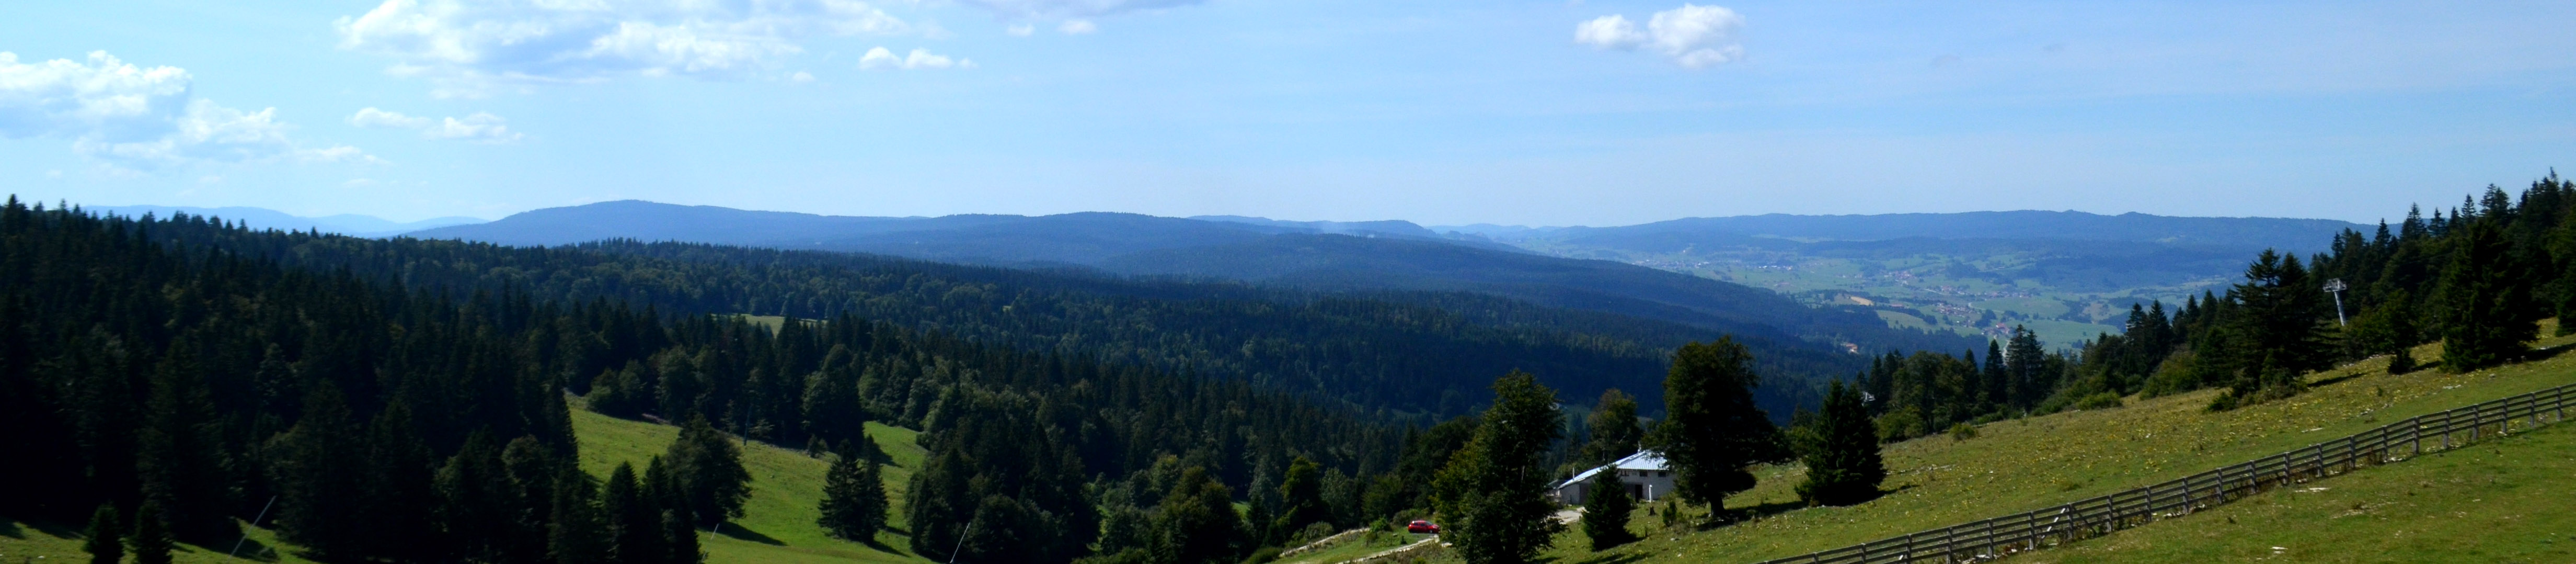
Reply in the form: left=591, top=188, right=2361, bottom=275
left=56, top=204, right=1886, bottom=419
left=1468, top=210, right=2363, bottom=253
left=402, top=201, right=1976, bottom=362
left=0, top=198, right=1408, bottom=563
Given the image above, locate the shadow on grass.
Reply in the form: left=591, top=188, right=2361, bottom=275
left=714, top=522, right=787, bottom=545
left=0, top=518, right=22, bottom=539
left=1543, top=552, right=1648, bottom=564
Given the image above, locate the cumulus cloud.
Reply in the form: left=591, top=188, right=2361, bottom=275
left=859, top=47, right=973, bottom=70
left=0, top=51, right=374, bottom=169
left=1057, top=19, right=1098, bottom=35
left=1575, top=4, right=1745, bottom=69
left=790, top=71, right=816, bottom=83
left=350, top=107, right=522, bottom=142
left=335, top=0, right=913, bottom=92
left=349, top=107, right=431, bottom=129
left=1006, top=24, right=1036, bottom=36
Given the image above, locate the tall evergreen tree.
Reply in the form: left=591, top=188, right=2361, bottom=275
left=272, top=384, right=368, bottom=560
left=1579, top=467, right=1635, bottom=551
left=1647, top=338, right=1780, bottom=514
left=666, top=415, right=753, bottom=526
left=650, top=457, right=707, bottom=564
left=83, top=504, right=124, bottom=564
left=2440, top=221, right=2536, bottom=371
left=1578, top=389, right=1643, bottom=468
left=605, top=463, right=671, bottom=563
left=1434, top=371, right=1564, bottom=564
left=548, top=467, right=610, bottom=564
left=1793, top=381, right=1884, bottom=506
left=135, top=353, right=232, bottom=544
left=817, top=453, right=889, bottom=542
left=131, top=499, right=174, bottom=564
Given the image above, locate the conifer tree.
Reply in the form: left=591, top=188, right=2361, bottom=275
left=650, top=457, right=706, bottom=564
left=666, top=415, right=753, bottom=526
left=84, top=504, right=123, bottom=564
left=131, top=500, right=174, bottom=564
left=549, top=467, right=610, bottom=564
left=2440, top=221, right=2536, bottom=371
left=1647, top=338, right=1779, bottom=514
left=136, top=354, right=231, bottom=544
left=818, top=452, right=889, bottom=541
left=1579, top=468, right=1634, bottom=551
left=1579, top=389, right=1642, bottom=468
left=605, top=463, right=670, bottom=563
left=1435, top=371, right=1564, bottom=564
left=1793, top=381, right=1884, bottom=506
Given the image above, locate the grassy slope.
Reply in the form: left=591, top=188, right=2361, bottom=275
left=2, top=413, right=932, bottom=564
left=570, top=410, right=934, bottom=564
left=1539, top=329, right=2576, bottom=564
left=2018, top=420, right=2576, bottom=563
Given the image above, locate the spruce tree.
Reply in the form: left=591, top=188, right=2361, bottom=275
left=1579, top=389, right=1642, bottom=468
left=666, top=415, right=753, bottom=526
left=84, top=504, right=123, bottom=564
left=549, top=467, right=610, bottom=564
left=2440, top=221, right=2536, bottom=371
left=1793, top=381, right=1885, bottom=506
left=131, top=500, right=174, bottom=564
left=1647, top=338, right=1779, bottom=514
left=1434, top=371, right=1564, bottom=564
left=1580, top=468, right=1634, bottom=551
left=817, top=453, right=889, bottom=542
left=605, top=463, right=670, bottom=563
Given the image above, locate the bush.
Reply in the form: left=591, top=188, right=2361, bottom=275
left=1873, top=408, right=1925, bottom=443
left=1946, top=422, right=1977, bottom=442
left=2074, top=392, right=2123, bottom=411
left=2206, top=390, right=2241, bottom=412
left=2387, top=347, right=2418, bottom=375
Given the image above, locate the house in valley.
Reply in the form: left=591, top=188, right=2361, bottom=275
left=1551, top=450, right=1674, bottom=505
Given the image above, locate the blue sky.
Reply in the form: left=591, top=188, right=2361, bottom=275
left=3, top=0, right=2571, bottom=225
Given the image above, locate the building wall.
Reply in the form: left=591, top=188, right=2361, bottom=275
left=1554, top=469, right=1676, bottom=505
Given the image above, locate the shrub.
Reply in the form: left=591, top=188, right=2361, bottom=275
left=2206, top=390, right=2241, bottom=412
left=1946, top=423, right=1978, bottom=442
left=2387, top=347, right=2418, bottom=374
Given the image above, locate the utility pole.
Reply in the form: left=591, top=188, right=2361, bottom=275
left=2323, top=278, right=2349, bottom=326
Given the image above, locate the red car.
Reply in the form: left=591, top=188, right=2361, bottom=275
left=1406, top=520, right=1440, bottom=534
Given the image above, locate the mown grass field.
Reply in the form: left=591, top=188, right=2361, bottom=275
left=2, top=411, right=932, bottom=564
left=1530, top=329, right=2576, bottom=564
left=2017, top=418, right=2576, bottom=563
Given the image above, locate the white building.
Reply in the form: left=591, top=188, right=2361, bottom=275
left=1551, top=450, right=1674, bottom=505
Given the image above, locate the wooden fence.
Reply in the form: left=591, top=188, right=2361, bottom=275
left=1752, top=382, right=2575, bottom=564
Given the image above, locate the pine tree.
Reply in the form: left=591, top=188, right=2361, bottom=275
left=1646, top=338, right=1779, bottom=514
left=1434, top=371, right=1565, bottom=564
left=84, top=504, right=124, bottom=564
left=136, top=353, right=232, bottom=544
left=1578, top=389, right=1642, bottom=468
left=1793, top=381, right=1885, bottom=506
left=818, top=453, right=889, bottom=541
left=666, top=415, right=753, bottom=526
left=131, top=499, right=174, bottom=564
left=1579, top=467, right=1634, bottom=551
left=549, top=467, right=610, bottom=564
left=2440, top=221, right=2536, bottom=371
left=650, top=456, right=707, bottom=564
left=605, top=463, right=670, bottom=563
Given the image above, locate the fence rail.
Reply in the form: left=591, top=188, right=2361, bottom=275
left=1752, top=382, right=2575, bottom=564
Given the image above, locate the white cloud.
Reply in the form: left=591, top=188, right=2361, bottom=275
left=1057, top=19, right=1098, bottom=35
left=790, top=71, right=816, bottom=83
left=957, top=0, right=1202, bottom=19
left=1575, top=4, right=1745, bottom=69
left=350, top=107, right=431, bottom=128
left=335, top=0, right=914, bottom=92
left=344, top=178, right=378, bottom=187
left=1574, top=15, right=1645, bottom=49
left=1006, top=24, right=1036, bottom=36
left=0, top=51, right=374, bottom=169
left=859, top=47, right=972, bottom=70
left=349, top=107, right=523, bottom=142
left=425, top=112, right=522, bottom=142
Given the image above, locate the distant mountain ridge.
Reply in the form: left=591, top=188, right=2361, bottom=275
left=404, top=200, right=1980, bottom=357
left=91, top=205, right=484, bottom=237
